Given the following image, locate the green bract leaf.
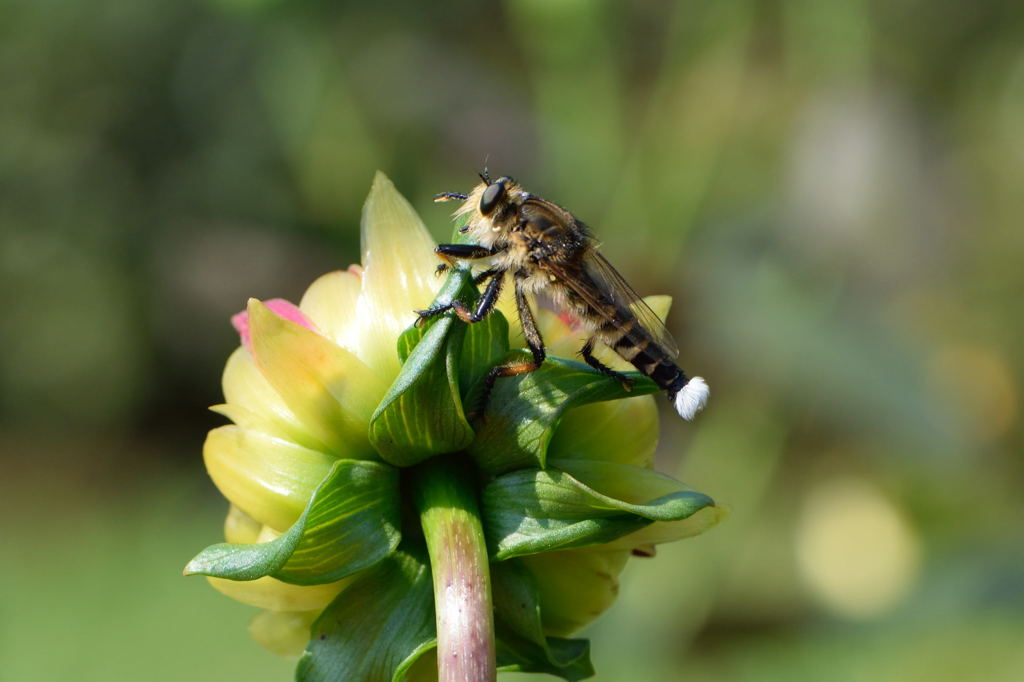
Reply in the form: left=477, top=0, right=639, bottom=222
left=459, top=309, right=510, bottom=398
left=184, top=459, right=400, bottom=585
left=296, top=550, right=436, bottom=682
left=550, top=458, right=725, bottom=551
left=368, top=270, right=480, bottom=467
left=497, top=636, right=593, bottom=681
left=492, top=561, right=595, bottom=681
left=482, top=464, right=715, bottom=560
left=467, top=357, right=660, bottom=474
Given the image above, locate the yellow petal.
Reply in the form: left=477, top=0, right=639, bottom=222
left=357, top=172, right=440, bottom=378
left=495, top=284, right=523, bottom=343
left=248, top=298, right=383, bottom=458
left=547, top=394, right=659, bottom=467
left=224, top=504, right=263, bottom=544
left=204, top=425, right=336, bottom=532
left=249, top=610, right=319, bottom=658
left=521, top=548, right=630, bottom=637
left=643, top=294, right=672, bottom=323
left=221, top=348, right=327, bottom=452
left=299, top=270, right=362, bottom=353
left=551, top=458, right=696, bottom=503
left=207, top=575, right=347, bottom=611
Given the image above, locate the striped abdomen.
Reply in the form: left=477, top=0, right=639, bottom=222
left=596, top=312, right=690, bottom=399
left=557, top=270, right=709, bottom=421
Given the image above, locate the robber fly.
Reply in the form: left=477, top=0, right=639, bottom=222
left=416, top=170, right=709, bottom=420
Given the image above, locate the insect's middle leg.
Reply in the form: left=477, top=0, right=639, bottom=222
left=474, top=275, right=546, bottom=416
left=414, top=268, right=504, bottom=326
left=580, top=337, right=634, bottom=391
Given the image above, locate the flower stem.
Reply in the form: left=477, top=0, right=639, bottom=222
left=413, top=455, right=496, bottom=682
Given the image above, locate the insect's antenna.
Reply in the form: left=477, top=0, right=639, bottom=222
left=479, top=157, right=491, bottom=184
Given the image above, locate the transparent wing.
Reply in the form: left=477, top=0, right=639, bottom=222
left=547, top=249, right=680, bottom=360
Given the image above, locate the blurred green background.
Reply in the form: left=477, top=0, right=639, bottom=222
left=2, top=0, right=1022, bottom=680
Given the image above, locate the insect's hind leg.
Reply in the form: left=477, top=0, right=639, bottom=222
left=580, top=338, right=634, bottom=392
left=472, top=276, right=546, bottom=418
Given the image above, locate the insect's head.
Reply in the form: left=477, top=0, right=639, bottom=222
left=479, top=175, right=515, bottom=216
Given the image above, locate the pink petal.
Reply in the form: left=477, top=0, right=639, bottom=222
left=557, top=310, right=582, bottom=331
left=232, top=298, right=318, bottom=352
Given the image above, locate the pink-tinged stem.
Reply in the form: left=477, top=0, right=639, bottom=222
left=413, top=456, right=496, bottom=682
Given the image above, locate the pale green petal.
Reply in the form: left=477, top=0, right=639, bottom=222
left=520, top=548, right=630, bottom=637
left=299, top=269, right=362, bottom=353
left=548, top=395, right=659, bottom=467
left=220, top=348, right=328, bottom=452
left=496, top=283, right=524, bottom=343
left=549, top=458, right=694, bottom=503
left=249, top=609, right=319, bottom=658
left=356, top=172, right=440, bottom=378
left=248, top=299, right=384, bottom=458
left=207, top=575, right=348, bottom=611
left=402, top=649, right=438, bottom=682
left=203, top=425, right=336, bottom=532
left=224, top=504, right=263, bottom=544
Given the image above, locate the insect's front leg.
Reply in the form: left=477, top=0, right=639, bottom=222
left=414, top=268, right=505, bottom=327
left=433, top=191, right=468, bottom=203
left=433, top=243, right=501, bottom=276
left=472, top=272, right=546, bottom=418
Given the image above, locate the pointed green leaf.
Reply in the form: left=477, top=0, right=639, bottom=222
left=184, top=459, right=400, bottom=585
left=482, top=464, right=715, bottom=560
left=467, top=357, right=660, bottom=474
left=296, top=550, right=436, bottom=682
left=457, top=305, right=510, bottom=399
left=369, top=265, right=505, bottom=466
left=492, top=561, right=594, bottom=681
left=492, top=561, right=547, bottom=649
left=550, top=458, right=725, bottom=551
left=400, top=265, right=510, bottom=404
left=496, top=636, right=594, bottom=681
left=368, top=313, right=474, bottom=466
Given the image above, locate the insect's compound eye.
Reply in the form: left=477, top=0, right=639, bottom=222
left=479, top=181, right=505, bottom=215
